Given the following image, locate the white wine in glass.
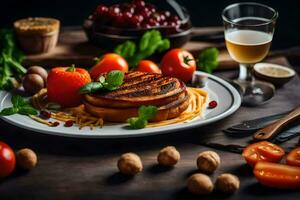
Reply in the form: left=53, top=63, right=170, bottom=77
left=222, top=3, right=278, bottom=105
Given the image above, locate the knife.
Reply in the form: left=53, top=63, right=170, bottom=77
left=228, top=110, right=292, bottom=131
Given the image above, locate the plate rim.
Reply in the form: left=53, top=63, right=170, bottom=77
left=0, top=72, right=241, bottom=138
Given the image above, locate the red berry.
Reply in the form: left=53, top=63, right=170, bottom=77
left=64, top=120, right=74, bottom=127
left=133, top=0, right=145, bottom=8
left=96, top=4, right=108, bottom=16
left=151, top=13, right=161, bottom=22
left=208, top=100, right=218, bottom=109
left=108, top=5, right=121, bottom=18
left=121, top=3, right=135, bottom=14
left=163, top=11, right=171, bottom=18
left=129, top=14, right=143, bottom=27
left=146, top=4, right=156, bottom=13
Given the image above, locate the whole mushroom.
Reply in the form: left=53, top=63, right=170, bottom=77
left=26, top=66, right=48, bottom=83
left=117, top=153, right=143, bottom=175
left=23, top=66, right=48, bottom=95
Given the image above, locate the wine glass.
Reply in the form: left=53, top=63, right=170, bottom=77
left=222, top=2, right=278, bottom=104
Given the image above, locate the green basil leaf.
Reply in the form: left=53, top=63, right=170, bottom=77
left=114, top=41, right=136, bottom=59
left=18, top=106, right=38, bottom=115
left=11, top=95, right=27, bottom=107
left=138, top=105, right=157, bottom=120
left=127, top=117, right=148, bottom=129
left=79, top=82, right=103, bottom=94
left=0, top=107, right=18, bottom=115
left=197, top=47, right=219, bottom=74
left=105, top=70, right=124, bottom=89
left=139, top=31, right=152, bottom=52
left=157, top=39, right=170, bottom=53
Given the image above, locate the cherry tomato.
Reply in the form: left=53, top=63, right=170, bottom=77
left=90, top=53, right=128, bottom=80
left=160, top=48, right=196, bottom=82
left=136, top=60, right=161, bottom=74
left=0, top=141, right=16, bottom=178
left=254, top=162, right=300, bottom=189
left=287, top=147, right=300, bottom=167
left=242, top=141, right=285, bottom=167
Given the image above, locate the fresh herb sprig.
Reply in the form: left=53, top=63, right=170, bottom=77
left=127, top=105, right=158, bottom=129
left=114, top=30, right=170, bottom=68
left=0, top=95, right=37, bottom=116
left=197, top=47, right=219, bottom=74
left=0, top=29, right=27, bottom=90
left=79, top=70, right=125, bottom=94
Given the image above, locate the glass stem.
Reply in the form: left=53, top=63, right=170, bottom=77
left=238, top=63, right=254, bottom=82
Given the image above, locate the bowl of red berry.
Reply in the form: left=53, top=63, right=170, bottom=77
left=83, top=0, right=192, bottom=49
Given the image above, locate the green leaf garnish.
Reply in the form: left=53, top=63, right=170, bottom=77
left=127, top=105, right=158, bottom=129
left=0, top=107, right=18, bottom=115
left=0, top=95, right=37, bottom=116
left=197, top=47, right=219, bottom=74
left=18, top=106, right=38, bottom=115
left=79, top=82, right=103, bottom=94
left=104, top=70, right=125, bottom=91
left=114, top=30, right=170, bottom=68
left=0, top=29, right=27, bottom=90
left=79, top=70, right=124, bottom=94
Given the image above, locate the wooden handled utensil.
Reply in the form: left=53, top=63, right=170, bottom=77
left=253, top=106, right=300, bottom=141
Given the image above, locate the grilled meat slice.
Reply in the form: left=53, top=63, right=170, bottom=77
left=84, top=71, right=186, bottom=108
left=84, top=91, right=190, bottom=122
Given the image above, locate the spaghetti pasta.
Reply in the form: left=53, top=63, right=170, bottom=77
left=30, top=87, right=208, bottom=129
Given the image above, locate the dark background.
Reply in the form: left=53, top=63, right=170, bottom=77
left=1, top=0, right=299, bottom=49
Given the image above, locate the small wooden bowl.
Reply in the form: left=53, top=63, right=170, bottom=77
left=254, top=63, right=296, bottom=87
left=14, top=17, right=60, bottom=54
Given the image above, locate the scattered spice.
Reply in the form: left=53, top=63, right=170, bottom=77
left=208, top=100, right=218, bottom=109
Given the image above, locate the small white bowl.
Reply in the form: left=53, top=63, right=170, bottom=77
left=254, top=63, right=296, bottom=87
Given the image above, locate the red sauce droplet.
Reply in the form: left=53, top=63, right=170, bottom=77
left=40, top=110, right=51, bottom=119
left=51, top=121, right=60, bottom=127
left=208, top=100, right=218, bottom=109
left=64, top=120, right=74, bottom=127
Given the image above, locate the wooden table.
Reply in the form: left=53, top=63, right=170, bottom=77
left=0, top=27, right=300, bottom=200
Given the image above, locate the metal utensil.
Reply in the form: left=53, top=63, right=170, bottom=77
left=225, top=110, right=291, bottom=132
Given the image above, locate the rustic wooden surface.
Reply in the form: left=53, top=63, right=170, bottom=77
left=23, top=26, right=238, bottom=69
left=0, top=29, right=300, bottom=200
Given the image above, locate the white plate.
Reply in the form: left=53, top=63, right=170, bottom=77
left=0, top=72, right=241, bottom=138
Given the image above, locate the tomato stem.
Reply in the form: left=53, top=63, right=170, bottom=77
left=66, top=64, right=76, bottom=72
left=183, top=56, right=194, bottom=65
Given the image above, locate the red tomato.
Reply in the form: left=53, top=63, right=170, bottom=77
left=242, top=141, right=285, bottom=167
left=254, top=162, right=300, bottom=189
left=0, top=141, right=16, bottom=178
left=90, top=53, right=128, bottom=80
left=136, top=60, right=161, bottom=74
left=287, top=147, right=300, bottom=167
left=160, top=48, right=196, bottom=82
